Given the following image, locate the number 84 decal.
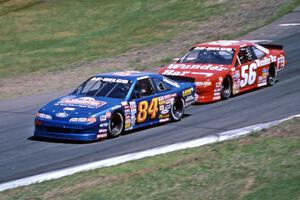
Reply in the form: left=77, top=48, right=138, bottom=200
left=240, top=63, right=257, bottom=88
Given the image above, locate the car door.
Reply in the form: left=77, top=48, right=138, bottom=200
left=236, top=46, right=259, bottom=93
left=129, top=77, right=160, bottom=129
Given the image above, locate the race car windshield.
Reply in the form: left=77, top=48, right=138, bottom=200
left=72, top=77, right=132, bottom=99
left=179, top=47, right=235, bottom=65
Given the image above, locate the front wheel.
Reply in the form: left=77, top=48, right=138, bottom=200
left=170, top=97, right=185, bottom=121
left=107, top=112, right=124, bottom=138
left=221, top=77, right=232, bottom=99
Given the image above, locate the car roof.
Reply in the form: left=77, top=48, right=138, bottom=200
left=193, top=40, right=255, bottom=48
left=96, top=71, right=160, bottom=81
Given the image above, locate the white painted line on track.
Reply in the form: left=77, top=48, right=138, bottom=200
left=0, top=114, right=299, bottom=192
left=278, top=23, right=300, bottom=27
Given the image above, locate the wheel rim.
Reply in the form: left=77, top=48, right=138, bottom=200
left=222, top=78, right=231, bottom=98
left=172, top=98, right=184, bottom=120
left=110, top=113, right=123, bottom=135
left=268, top=66, right=277, bottom=85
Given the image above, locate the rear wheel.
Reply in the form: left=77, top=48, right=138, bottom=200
left=170, top=97, right=185, bottom=121
left=267, top=64, right=277, bottom=86
left=108, top=112, right=124, bottom=138
left=221, top=77, right=232, bottom=99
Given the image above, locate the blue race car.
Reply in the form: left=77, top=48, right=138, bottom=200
left=34, top=71, right=195, bottom=141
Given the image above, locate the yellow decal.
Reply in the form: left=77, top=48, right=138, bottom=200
left=182, top=88, right=192, bottom=96
left=137, top=98, right=158, bottom=123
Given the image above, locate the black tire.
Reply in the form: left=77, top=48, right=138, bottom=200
left=170, top=97, right=185, bottom=121
left=107, top=112, right=124, bottom=138
left=267, top=64, right=277, bottom=86
left=221, top=77, right=232, bottom=100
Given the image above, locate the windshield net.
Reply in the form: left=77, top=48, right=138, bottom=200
left=179, top=47, right=235, bottom=65
left=72, top=77, right=132, bottom=99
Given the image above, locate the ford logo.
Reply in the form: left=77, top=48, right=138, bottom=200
left=56, top=112, right=69, bottom=118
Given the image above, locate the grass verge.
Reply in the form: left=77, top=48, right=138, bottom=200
left=0, top=0, right=228, bottom=77
left=1, top=117, right=300, bottom=200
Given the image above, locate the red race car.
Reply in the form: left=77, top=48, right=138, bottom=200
left=159, top=40, right=286, bottom=103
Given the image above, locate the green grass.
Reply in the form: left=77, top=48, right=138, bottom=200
left=0, top=0, right=228, bottom=77
left=1, top=0, right=299, bottom=79
left=2, top=118, right=300, bottom=200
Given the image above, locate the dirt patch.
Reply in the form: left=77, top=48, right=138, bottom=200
left=239, top=176, right=256, bottom=199
left=261, top=118, right=300, bottom=137
left=0, top=0, right=291, bottom=99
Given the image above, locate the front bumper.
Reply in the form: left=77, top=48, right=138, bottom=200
left=34, top=119, right=100, bottom=141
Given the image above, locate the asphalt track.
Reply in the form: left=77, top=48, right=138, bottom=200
left=0, top=7, right=300, bottom=184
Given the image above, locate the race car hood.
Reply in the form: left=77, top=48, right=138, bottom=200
left=38, top=95, right=122, bottom=121
left=159, top=63, right=230, bottom=80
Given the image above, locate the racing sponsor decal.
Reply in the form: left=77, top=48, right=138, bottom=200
left=162, top=70, right=190, bottom=76
left=99, top=123, right=108, bottom=127
left=257, top=68, right=268, bottom=87
left=125, top=109, right=131, bottom=114
left=56, top=97, right=107, bottom=108
left=232, top=83, right=239, bottom=94
left=98, top=129, right=107, bottom=133
left=97, top=133, right=108, bottom=139
left=159, top=114, right=170, bottom=119
left=185, top=95, right=194, bottom=102
left=160, top=109, right=169, bottom=115
left=166, top=64, right=227, bottom=71
left=159, top=105, right=165, bottom=110
left=121, top=101, right=128, bottom=106
left=255, top=57, right=271, bottom=67
left=159, top=118, right=169, bottom=123
left=182, top=88, right=193, bottom=97
left=262, top=68, right=268, bottom=78
left=63, top=107, right=75, bottom=111
left=194, top=46, right=234, bottom=52
left=131, top=113, right=136, bottom=119
left=56, top=112, right=68, bottom=118
left=105, top=111, right=111, bottom=118
left=100, top=115, right=107, bottom=122
left=125, top=122, right=132, bottom=129
left=277, top=56, right=285, bottom=69
left=213, top=96, right=221, bottom=100
left=195, top=81, right=212, bottom=87
left=164, top=93, right=176, bottom=99
left=91, top=77, right=129, bottom=84
left=130, top=108, right=137, bottom=114
left=232, top=70, right=240, bottom=94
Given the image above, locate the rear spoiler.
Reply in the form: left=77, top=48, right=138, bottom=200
left=164, top=75, right=195, bottom=83
left=258, top=43, right=283, bottom=50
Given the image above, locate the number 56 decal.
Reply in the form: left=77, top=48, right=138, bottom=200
left=137, top=98, right=159, bottom=123
left=240, top=63, right=257, bottom=88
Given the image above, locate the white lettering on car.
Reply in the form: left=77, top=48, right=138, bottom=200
left=240, top=63, right=257, bottom=88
